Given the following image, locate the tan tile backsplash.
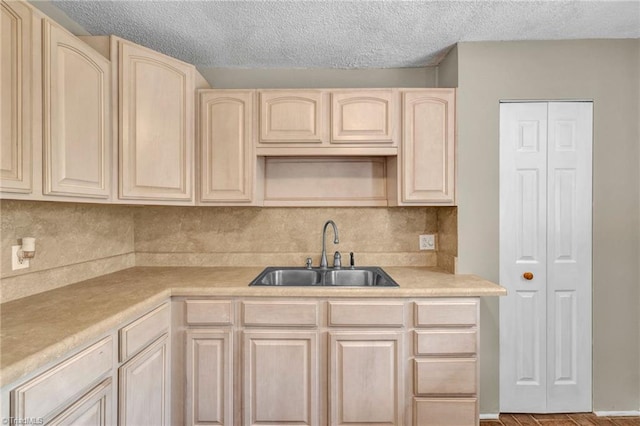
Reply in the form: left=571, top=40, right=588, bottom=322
left=134, top=206, right=440, bottom=267
left=1, top=201, right=458, bottom=302
left=1, top=200, right=135, bottom=302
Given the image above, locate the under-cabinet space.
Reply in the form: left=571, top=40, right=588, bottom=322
left=262, top=157, right=389, bottom=206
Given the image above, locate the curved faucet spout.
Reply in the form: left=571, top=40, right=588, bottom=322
left=320, top=220, right=339, bottom=269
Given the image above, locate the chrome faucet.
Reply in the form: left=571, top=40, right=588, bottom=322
left=320, top=220, right=339, bottom=269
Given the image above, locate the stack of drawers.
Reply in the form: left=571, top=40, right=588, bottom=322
left=413, top=299, right=479, bottom=426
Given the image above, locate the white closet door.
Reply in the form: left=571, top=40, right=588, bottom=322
left=546, top=102, right=592, bottom=412
left=500, top=102, right=549, bottom=412
left=500, top=102, right=592, bottom=413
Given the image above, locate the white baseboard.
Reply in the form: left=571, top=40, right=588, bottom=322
left=479, top=413, right=500, bottom=420
left=594, top=410, right=640, bottom=417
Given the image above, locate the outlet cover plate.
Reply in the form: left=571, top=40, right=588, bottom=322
left=419, top=234, right=436, bottom=251
left=12, top=245, right=29, bottom=270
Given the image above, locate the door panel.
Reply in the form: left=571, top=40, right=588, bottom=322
left=546, top=102, right=592, bottom=412
left=119, top=41, right=193, bottom=200
left=243, top=331, right=318, bottom=425
left=0, top=1, right=32, bottom=193
left=500, top=102, right=548, bottom=412
left=329, top=332, right=403, bottom=425
left=43, top=20, right=110, bottom=198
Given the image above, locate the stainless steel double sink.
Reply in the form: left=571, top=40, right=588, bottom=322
left=249, top=266, right=399, bottom=287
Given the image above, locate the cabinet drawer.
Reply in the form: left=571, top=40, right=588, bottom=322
left=120, top=303, right=170, bottom=361
left=242, top=301, right=318, bottom=326
left=415, top=330, right=477, bottom=356
left=185, top=300, right=233, bottom=325
left=414, top=359, right=477, bottom=395
left=12, top=337, right=113, bottom=421
left=414, top=398, right=477, bottom=426
left=415, top=300, right=478, bottom=327
left=328, top=301, right=404, bottom=327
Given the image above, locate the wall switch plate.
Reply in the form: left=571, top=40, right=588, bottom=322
left=419, top=234, right=436, bottom=251
left=12, top=245, right=29, bottom=270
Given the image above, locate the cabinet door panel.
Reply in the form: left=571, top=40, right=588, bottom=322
left=119, top=41, right=193, bottom=200
left=186, top=330, right=232, bottom=426
left=413, top=398, right=477, bottom=426
left=12, top=337, right=113, bottom=421
left=414, top=358, right=477, bottom=395
left=200, top=90, right=253, bottom=203
left=1, top=1, right=32, bottom=193
left=402, top=90, right=455, bottom=204
left=259, top=91, right=323, bottom=143
left=329, top=331, right=403, bottom=425
left=331, top=90, right=395, bottom=143
left=243, top=331, right=318, bottom=425
left=43, top=20, right=110, bottom=198
left=48, top=379, right=113, bottom=426
left=119, top=334, right=169, bottom=426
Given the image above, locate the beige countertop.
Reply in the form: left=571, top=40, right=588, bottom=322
left=0, top=266, right=505, bottom=387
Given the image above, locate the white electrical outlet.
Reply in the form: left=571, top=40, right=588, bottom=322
left=12, top=245, right=29, bottom=270
left=419, top=234, right=436, bottom=250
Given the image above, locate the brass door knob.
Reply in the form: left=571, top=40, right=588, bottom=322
left=523, top=272, right=534, bottom=280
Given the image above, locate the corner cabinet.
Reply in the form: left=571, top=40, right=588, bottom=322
left=117, top=39, right=195, bottom=202
left=199, top=90, right=255, bottom=204
left=399, top=89, right=456, bottom=205
left=1, top=0, right=33, bottom=194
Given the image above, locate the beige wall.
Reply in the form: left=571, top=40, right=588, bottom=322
left=134, top=206, right=440, bottom=268
left=451, top=40, right=640, bottom=413
left=0, top=201, right=135, bottom=303
left=197, top=67, right=437, bottom=88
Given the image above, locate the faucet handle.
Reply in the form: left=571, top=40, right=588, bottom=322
left=333, top=251, right=342, bottom=269
left=350, top=252, right=355, bottom=269
left=305, top=257, right=313, bottom=269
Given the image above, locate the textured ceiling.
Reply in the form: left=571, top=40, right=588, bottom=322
left=50, top=0, right=640, bottom=69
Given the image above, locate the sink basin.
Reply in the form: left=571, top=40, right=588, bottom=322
left=252, top=268, right=323, bottom=286
left=249, top=267, right=399, bottom=287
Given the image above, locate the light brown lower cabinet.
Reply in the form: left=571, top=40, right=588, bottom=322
left=329, top=332, right=403, bottom=425
left=48, top=379, right=113, bottom=426
left=179, top=297, right=479, bottom=426
left=119, top=334, right=170, bottom=426
left=185, top=330, right=233, bottom=426
left=5, top=297, right=479, bottom=426
left=243, top=330, right=319, bottom=426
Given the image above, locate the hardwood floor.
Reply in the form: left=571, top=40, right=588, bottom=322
left=481, top=413, right=640, bottom=426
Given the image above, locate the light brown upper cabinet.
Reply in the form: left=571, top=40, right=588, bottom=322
left=1, top=0, right=32, bottom=194
left=199, top=90, right=255, bottom=204
left=118, top=40, right=195, bottom=202
left=256, top=89, right=399, bottom=156
left=330, top=89, right=396, bottom=144
left=259, top=90, right=324, bottom=144
left=399, top=89, right=455, bottom=205
left=42, top=20, right=111, bottom=199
